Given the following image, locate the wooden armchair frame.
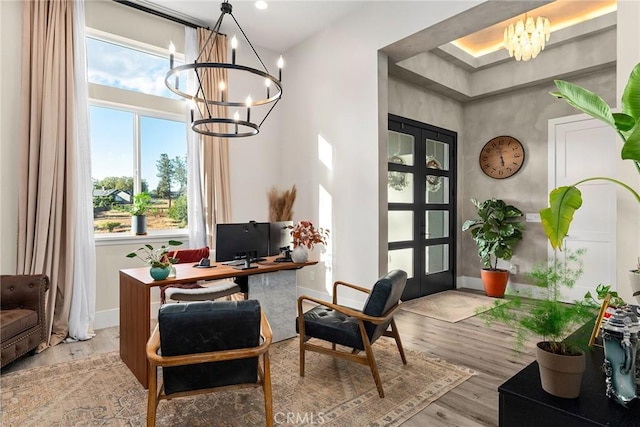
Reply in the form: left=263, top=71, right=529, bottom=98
left=146, top=309, right=273, bottom=427
left=297, top=280, right=407, bottom=398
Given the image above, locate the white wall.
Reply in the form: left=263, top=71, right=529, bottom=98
left=280, top=1, right=481, bottom=301
left=0, top=0, right=22, bottom=274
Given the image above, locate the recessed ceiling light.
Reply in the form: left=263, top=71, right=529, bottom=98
left=255, top=1, right=268, bottom=10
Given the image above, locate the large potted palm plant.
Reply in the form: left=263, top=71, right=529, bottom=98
left=462, top=198, right=525, bottom=297
left=541, top=63, right=640, bottom=298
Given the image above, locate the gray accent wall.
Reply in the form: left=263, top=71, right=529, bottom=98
left=388, top=68, right=616, bottom=283
left=461, top=69, right=616, bottom=280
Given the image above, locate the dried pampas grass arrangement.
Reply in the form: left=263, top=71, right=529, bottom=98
left=268, top=185, right=297, bottom=222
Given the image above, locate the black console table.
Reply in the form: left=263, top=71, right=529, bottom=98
left=499, top=320, right=640, bottom=426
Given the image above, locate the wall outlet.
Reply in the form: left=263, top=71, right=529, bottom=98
left=525, top=213, right=541, bottom=223
left=509, top=264, right=519, bottom=274
left=309, top=270, right=315, bottom=281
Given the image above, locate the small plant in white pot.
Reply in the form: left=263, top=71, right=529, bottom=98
left=481, top=249, right=598, bottom=398
left=462, top=198, right=524, bottom=297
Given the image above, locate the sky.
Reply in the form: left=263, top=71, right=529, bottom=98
left=87, top=37, right=187, bottom=192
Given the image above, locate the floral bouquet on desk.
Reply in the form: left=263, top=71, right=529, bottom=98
left=288, top=221, right=329, bottom=263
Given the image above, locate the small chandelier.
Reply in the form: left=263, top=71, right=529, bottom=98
left=165, top=1, right=283, bottom=138
left=503, top=15, right=551, bottom=62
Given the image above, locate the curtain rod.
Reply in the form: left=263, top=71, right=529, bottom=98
left=114, top=0, right=201, bottom=30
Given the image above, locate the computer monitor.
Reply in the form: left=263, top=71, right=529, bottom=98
left=215, top=221, right=270, bottom=262
left=268, top=221, right=293, bottom=255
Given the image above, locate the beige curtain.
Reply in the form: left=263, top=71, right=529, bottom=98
left=197, top=28, right=232, bottom=248
left=18, top=0, right=78, bottom=347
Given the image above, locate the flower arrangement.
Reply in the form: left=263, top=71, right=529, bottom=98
left=126, top=240, right=182, bottom=268
left=288, top=221, right=329, bottom=249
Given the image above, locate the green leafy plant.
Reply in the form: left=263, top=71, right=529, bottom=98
left=462, top=198, right=524, bottom=270
left=130, top=192, right=152, bottom=216
left=126, top=240, right=183, bottom=268
left=541, top=63, right=640, bottom=250
left=585, top=283, right=625, bottom=308
left=102, top=221, right=121, bottom=233
left=481, top=249, right=597, bottom=354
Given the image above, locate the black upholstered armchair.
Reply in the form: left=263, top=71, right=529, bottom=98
left=1, top=274, right=49, bottom=368
left=296, top=270, right=408, bottom=398
left=146, top=299, right=272, bottom=427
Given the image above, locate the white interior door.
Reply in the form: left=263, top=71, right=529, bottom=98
left=548, top=115, right=617, bottom=302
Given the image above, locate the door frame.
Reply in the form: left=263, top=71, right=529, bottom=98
left=387, top=114, right=457, bottom=300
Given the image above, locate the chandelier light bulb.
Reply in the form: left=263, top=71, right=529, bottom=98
left=246, top=95, right=252, bottom=107
left=231, top=36, right=238, bottom=49
left=265, top=78, right=271, bottom=98
left=503, top=15, right=550, bottom=62
left=233, top=111, right=240, bottom=122
left=169, top=41, right=175, bottom=69
left=277, top=55, right=284, bottom=81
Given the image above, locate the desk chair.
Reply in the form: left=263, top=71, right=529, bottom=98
left=160, top=247, right=246, bottom=304
left=146, top=300, right=273, bottom=427
left=296, top=270, right=408, bottom=398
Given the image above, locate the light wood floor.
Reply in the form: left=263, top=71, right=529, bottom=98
left=1, top=290, right=536, bottom=426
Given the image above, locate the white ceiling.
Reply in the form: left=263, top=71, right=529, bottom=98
left=134, top=0, right=368, bottom=52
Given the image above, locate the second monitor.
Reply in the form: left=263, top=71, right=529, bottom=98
left=215, top=221, right=294, bottom=263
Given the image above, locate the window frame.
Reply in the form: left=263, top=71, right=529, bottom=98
left=87, top=31, right=189, bottom=241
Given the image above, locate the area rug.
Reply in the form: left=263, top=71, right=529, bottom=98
left=1, top=338, right=475, bottom=427
left=400, top=290, right=508, bottom=323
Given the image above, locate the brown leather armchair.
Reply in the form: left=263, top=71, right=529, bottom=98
left=1, top=274, right=49, bottom=368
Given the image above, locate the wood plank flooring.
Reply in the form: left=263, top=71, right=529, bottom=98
left=0, top=290, right=537, bottom=426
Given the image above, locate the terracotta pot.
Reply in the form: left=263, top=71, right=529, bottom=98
left=480, top=269, right=509, bottom=297
left=536, top=342, right=585, bottom=399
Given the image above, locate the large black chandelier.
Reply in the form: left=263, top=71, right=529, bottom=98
left=165, top=1, right=283, bottom=138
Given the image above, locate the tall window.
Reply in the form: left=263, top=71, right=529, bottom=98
left=87, top=34, right=188, bottom=234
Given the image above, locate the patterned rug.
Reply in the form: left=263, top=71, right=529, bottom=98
left=400, top=290, right=508, bottom=322
left=1, top=338, right=475, bottom=426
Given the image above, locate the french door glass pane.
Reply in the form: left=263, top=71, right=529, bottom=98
left=389, top=248, right=414, bottom=279
left=425, top=244, right=449, bottom=274
left=388, top=171, right=413, bottom=203
left=425, top=176, right=449, bottom=204
left=140, top=116, right=188, bottom=230
left=426, top=139, right=449, bottom=171
left=425, top=211, right=449, bottom=239
left=90, top=106, right=134, bottom=233
left=388, top=131, right=414, bottom=166
left=388, top=211, right=413, bottom=242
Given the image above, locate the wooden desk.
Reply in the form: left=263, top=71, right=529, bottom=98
left=119, top=256, right=315, bottom=388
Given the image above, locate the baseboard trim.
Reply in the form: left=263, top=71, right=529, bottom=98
left=94, top=301, right=162, bottom=330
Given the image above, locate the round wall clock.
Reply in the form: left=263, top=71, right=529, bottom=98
left=479, top=136, right=525, bottom=179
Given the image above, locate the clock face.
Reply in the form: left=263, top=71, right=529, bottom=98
left=479, top=136, right=525, bottom=179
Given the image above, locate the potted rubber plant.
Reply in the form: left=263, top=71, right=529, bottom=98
left=481, top=249, right=598, bottom=398
left=130, top=192, right=152, bottom=236
left=462, top=198, right=524, bottom=297
left=541, top=63, right=640, bottom=295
